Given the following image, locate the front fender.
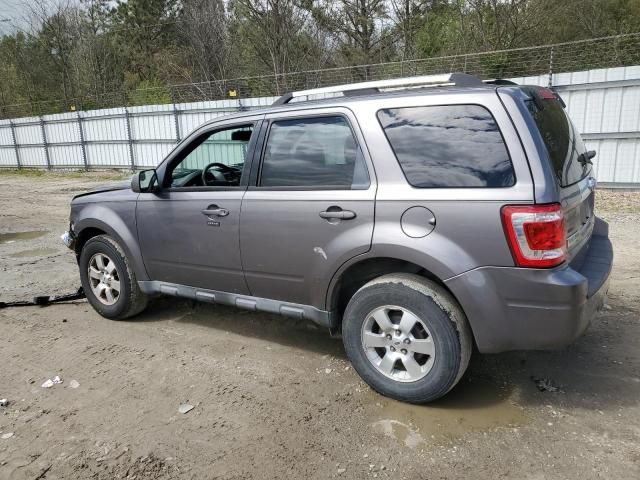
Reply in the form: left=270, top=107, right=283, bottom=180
left=73, top=202, right=149, bottom=281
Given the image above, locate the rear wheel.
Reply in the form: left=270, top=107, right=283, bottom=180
left=342, top=273, right=472, bottom=403
left=79, top=234, right=148, bottom=319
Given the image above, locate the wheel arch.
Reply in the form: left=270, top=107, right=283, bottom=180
left=73, top=206, right=149, bottom=281
left=327, top=256, right=459, bottom=321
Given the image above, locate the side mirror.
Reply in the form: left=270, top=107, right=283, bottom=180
left=131, top=169, right=158, bottom=193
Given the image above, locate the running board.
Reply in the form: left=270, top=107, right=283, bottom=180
left=137, top=281, right=335, bottom=329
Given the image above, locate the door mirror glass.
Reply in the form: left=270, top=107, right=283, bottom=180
left=132, top=169, right=158, bottom=193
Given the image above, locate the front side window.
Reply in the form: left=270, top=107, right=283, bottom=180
left=167, top=124, right=254, bottom=188
left=378, top=105, right=515, bottom=188
left=259, top=116, right=369, bottom=189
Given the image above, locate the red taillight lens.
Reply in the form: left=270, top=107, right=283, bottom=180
left=501, top=204, right=567, bottom=268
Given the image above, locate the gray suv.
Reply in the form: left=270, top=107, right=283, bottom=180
left=63, top=73, right=613, bottom=403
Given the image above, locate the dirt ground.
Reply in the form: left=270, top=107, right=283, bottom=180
left=1, top=171, right=639, bottom=480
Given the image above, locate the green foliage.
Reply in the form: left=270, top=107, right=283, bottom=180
left=0, top=0, right=639, bottom=118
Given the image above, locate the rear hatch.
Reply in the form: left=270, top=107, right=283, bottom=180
left=522, top=86, right=596, bottom=264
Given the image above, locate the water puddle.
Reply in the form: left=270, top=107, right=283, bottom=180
left=369, top=376, right=527, bottom=448
left=0, top=230, right=48, bottom=244
left=9, top=247, right=58, bottom=258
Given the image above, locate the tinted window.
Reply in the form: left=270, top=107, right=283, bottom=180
left=260, top=116, right=369, bottom=188
left=525, top=92, right=589, bottom=186
left=378, top=105, right=515, bottom=188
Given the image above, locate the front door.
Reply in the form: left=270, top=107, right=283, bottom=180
left=137, top=120, right=261, bottom=293
left=240, top=110, right=376, bottom=309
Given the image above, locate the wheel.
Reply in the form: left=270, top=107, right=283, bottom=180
left=79, top=234, right=148, bottom=320
left=342, top=273, right=472, bottom=403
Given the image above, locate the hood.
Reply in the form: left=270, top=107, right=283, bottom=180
left=72, top=179, right=131, bottom=200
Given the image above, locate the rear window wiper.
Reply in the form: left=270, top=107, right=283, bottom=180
left=578, top=150, right=596, bottom=165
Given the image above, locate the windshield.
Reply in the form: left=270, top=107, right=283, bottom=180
left=526, top=91, right=590, bottom=187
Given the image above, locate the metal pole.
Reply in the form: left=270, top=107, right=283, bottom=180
left=77, top=112, right=88, bottom=171
left=9, top=120, right=20, bottom=169
left=173, top=104, right=181, bottom=142
left=124, top=107, right=135, bottom=171
left=39, top=116, right=51, bottom=170
left=548, top=46, right=555, bottom=88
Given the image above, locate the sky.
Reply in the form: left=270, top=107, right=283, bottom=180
left=0, top=0, right=31, bottom=35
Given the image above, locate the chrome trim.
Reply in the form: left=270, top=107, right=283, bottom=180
left=567, top=213, right=595, bottom=252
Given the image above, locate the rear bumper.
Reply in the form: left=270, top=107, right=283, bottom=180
left=446, top=217, right=613, bottom=353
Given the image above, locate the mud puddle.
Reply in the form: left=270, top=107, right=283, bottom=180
left=0, top=230, right=48, bottom=244
left=9, top=247, right=58, bottom=258
left=369, top=376, right=527, bottom=447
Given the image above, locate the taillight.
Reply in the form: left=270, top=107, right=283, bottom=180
left=501, top=203, right=566, bottom=268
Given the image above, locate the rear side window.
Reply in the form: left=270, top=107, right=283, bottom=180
left=377, top=105, right=515, bottom=188
left=259, top=116, right=370, bottom=189
left=525, top=92, right=589, bottom=186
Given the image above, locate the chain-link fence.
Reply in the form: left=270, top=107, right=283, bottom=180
left=1, top=32, right=640, bottom=119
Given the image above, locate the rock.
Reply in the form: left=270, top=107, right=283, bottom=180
left=52, top=376, right=63, bottom=385
left=337, top=468, right=346, bottom=475
left=0, top=399, right=8, bottom=407
left=41, top=379, right=54, bottom=388
left=603, top=304, right=612, bottom=311
left=178, top=404, right=195, bottom=414
left=69, top=380, right=80, bottom=389
left=325, top=368, right=333, bottom=374
left=1, top=432, right=14, bottom=439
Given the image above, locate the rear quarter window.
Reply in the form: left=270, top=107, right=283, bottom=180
left=377, top=105, right=515, bottom=188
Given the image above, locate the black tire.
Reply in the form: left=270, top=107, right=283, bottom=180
left=342, top=273, right=472, bottom=403
left=79, top=234, right=148, bottom=320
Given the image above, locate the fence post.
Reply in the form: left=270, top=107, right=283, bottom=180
left=39, top=116, right=51, bottom=170
left=124, top=107, right=136, bottom=171
left=170, top=87, right=181, bottom=142
left=548, top=46, right=555, bottom=87
left=173, top=104, right=181, bottom=142
left=77, top=112, right=88, bottom=171
left=9, top=120, right=20, bottom=169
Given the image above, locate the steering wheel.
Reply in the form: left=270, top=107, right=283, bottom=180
left=202, top=162, right=235, bottom=186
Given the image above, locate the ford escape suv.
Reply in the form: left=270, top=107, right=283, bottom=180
left=62, top=73, right=613, bottom=403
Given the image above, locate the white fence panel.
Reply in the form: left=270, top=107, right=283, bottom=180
left=0, top=70, right=637, bottom=185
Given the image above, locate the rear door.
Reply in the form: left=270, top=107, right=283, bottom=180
left=523, top=88, right=596, bottom=261
left=239, top=107, right=376, bottom=309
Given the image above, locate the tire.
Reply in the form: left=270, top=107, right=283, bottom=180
left=79, top=234, right=148, bottom=320
left=342, top=273, right=472, bottom=403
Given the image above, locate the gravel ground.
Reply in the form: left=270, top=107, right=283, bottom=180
left=1, top=171, right=639, bottom=480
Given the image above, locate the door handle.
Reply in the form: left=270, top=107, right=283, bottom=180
left=202, top=206, right=229, bottom=217
left=319, top=208, right=356, bottom=220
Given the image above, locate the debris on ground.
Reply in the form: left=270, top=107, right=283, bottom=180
left=41, top=375, right=63, bottom=388
left=325, top=368, right=333, bottom=374
left=0, top=398, right=8, bottom=407
left=1, top=432, right=14, bottom=439
left=178, top=403, right=195, bottom=414
left=69, top=379, right=80, bottom=389
left=531, top=376, right=561, bottom=392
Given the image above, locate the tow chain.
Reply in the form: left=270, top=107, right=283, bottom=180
left=0, top=287, right=85, bottom=309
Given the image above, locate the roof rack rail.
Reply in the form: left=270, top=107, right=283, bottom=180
left=272, top=72, right=487, bottom=105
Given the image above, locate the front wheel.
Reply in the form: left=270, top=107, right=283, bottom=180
left=342, top=273, right=472, bottom=403
left=79, top=234, right=148, bottom=320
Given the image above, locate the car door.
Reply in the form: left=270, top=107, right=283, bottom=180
left=136, top=117, right=262, bottom=293
left=240, top=108, right=376, bottom=309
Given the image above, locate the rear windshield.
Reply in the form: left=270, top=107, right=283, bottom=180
left=525, top=91, right=590, bottom=187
